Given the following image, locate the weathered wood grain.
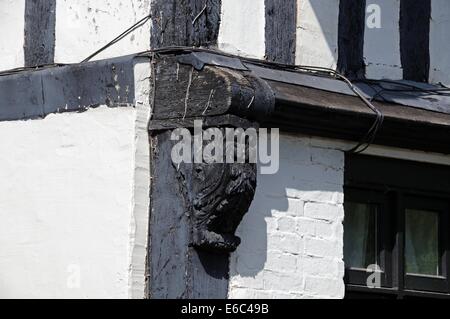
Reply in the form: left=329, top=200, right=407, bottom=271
left=24, top=0, right=56, bottom=67
left=150, top=0, right=222, bottom=48
left=148, top=131, right=231, bottom=299
left=265, top=0, right=297, bottom=65
left=337, top=0, right=366, bottom=79
left=152, top=56, right=274, bottom=122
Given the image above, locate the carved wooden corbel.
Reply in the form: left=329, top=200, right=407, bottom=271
left=147, top=53, right=274, bottom=298
left=189, top=161, right=257, bottom=253
left=174, top=130, right=258, bottom=253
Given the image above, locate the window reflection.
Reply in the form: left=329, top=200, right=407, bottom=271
left=344, top=202, right=377, bottom=270
left=405, top=209, right=440, bottom=277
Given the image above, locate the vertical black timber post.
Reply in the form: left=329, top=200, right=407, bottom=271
left=265, top=0, right=297, bottom=65
left=337, top=0, right=366, bottom=79
left=24, top=0, right=56, bottom=67
left=400, top=0, right=431, bottom=83
left=148, top=132, right=191, bottom=299
left=150, top=0, right=222, bottom=48
left=148, top=132, right=231, bottom=299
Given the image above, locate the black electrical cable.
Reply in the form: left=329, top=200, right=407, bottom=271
left=0, top=63, right=68, bottom=77
left=288, top=65, right=385, bottom=154
left=81, top=14, right=152, bottom=63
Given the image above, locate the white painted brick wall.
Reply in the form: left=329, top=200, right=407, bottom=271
left=229, top=134, right=345, bottom=299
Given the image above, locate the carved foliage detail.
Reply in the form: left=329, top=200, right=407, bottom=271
left=173, top=127, right=258, bottom=253
left=190, top=162, right=257, bottom=253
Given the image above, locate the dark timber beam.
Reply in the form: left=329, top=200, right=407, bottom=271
left=151, top=56, right=275, bottom=123
left=0, top=56, right=136, bottom=121
left=400, top=0, right=431, bottom=82
left=337, top=0, right=366, bottom=79
left=265, top=0, right=297, bottom=65
left=24, top=0, right=56, bottom=67
left=149, top=130, right=257, bottom=299
left=150, top=0, right=222, bottom=48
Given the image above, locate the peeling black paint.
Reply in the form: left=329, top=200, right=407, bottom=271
left=0, top=56, right=136, bottom=122
left=150, top=0, right=222, bottom=49
left=265, top=0, right=297, bottom=65
left=337, top=0, right=366, bottom=79
left=400, top=0, right=431, bottom=83
left=24, top=0, right=56, bottom=67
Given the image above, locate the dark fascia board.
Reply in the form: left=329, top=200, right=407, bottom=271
left=0, top=55, right=138, bottom=122
left=266, top=81, right=450, bottom=154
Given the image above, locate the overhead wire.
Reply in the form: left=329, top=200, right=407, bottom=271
left=286, top=65, right=385, bottom=154
left=0, top=63, right=68, bottom=77
left=81, top=14, right=152, bottom=63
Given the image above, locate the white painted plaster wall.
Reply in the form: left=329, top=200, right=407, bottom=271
left=55, top=0, right=151, bottom=64
left=0, top=107, right=139, bottom=299
left=229, top=134, right=346, bottom=299
left=218, top=0, right=266, bottom=59
left=0, top=0, right=25, bottom=71
left=296, top=0, right=340, bottom=69
left=364, top=0, right=402, bottom=80
left=430, top=0, right=450, bottom=85
left=129, top=58, right=152, bottom=299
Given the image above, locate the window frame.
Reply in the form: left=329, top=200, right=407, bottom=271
left=402, top=195, right=450, bottom=293
left=344, top=189, right=392, bottom=288
left=344, top=155, right=450, bottom=299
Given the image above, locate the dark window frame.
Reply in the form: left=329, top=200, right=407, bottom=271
left=344, top=155, right=450, bottom=299
left=344, top=189, right=392, bottom=288
left=402, top=195, right=449, bottom=293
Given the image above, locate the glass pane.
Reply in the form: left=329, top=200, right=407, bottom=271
left=344, top=202, right=377, bottom=270
left=405, top=209, right=440, bottom=277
